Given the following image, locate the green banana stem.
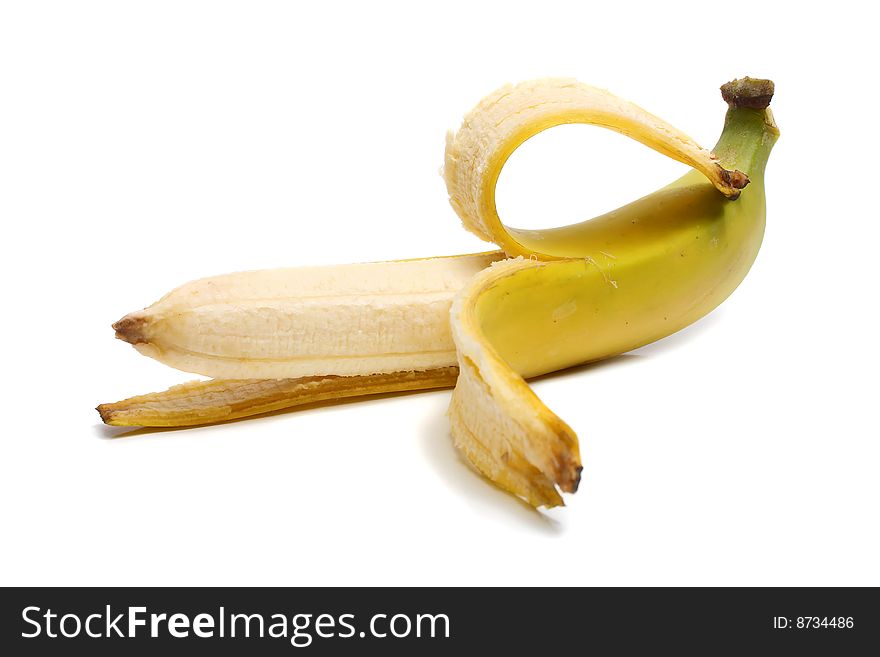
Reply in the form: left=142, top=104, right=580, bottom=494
left=715, top=79, right=779, bottom=179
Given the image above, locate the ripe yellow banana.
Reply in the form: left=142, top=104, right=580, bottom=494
left=100, top=77, right=777, bottom=509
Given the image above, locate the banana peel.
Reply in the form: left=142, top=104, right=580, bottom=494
left=98, top=368, right=460, bottom=428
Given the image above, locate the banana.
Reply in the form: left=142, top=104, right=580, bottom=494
left=112, top=252, right=499, bottom=379
left=445, top=78, right=777, bottom=506
left=100, top=77, right=777, bottom=509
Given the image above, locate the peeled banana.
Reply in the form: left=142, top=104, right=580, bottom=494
left=111, top=252, right=500, bottom=379
left=101, top=77, right=777, bottom=509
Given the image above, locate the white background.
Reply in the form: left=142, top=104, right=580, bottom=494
left=2, top=1, right=877, bottom=586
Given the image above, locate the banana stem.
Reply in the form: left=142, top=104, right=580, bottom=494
left=716, top=78, right=779, bottom=178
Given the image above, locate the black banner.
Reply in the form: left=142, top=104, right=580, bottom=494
left=1, top=587, right=876, bottom=654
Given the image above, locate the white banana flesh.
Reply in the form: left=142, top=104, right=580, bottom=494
left=113, top=252, right=500, bottom=379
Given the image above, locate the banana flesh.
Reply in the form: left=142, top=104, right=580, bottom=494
left=112, top=252, right=499, bottom=379
left=101, top=77, right=777, bottom=509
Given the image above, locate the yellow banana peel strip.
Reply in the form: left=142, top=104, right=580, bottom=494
left=101, top=77, right=778, bottom=509
left=444, top=78, right=748, bottom=254
left=98, top=368, right=459, bottom=428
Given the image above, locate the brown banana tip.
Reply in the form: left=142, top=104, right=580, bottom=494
left=720, top=77, right=775, bottom=110
left=571, top=465, right=583, bottom=493
left=559, top=465, right=582, bottom=494
left=556, top=461, right=583, bottom=494
left=720, top=168, right=750, bottom=198
left=95, top=404, right=115, bottom=424
left=719, top=167, right=750, bottom=189
left=112, top=315, right=147, bottom=344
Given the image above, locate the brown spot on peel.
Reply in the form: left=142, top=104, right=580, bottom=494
left=112, top=314, right=148, bottom=344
